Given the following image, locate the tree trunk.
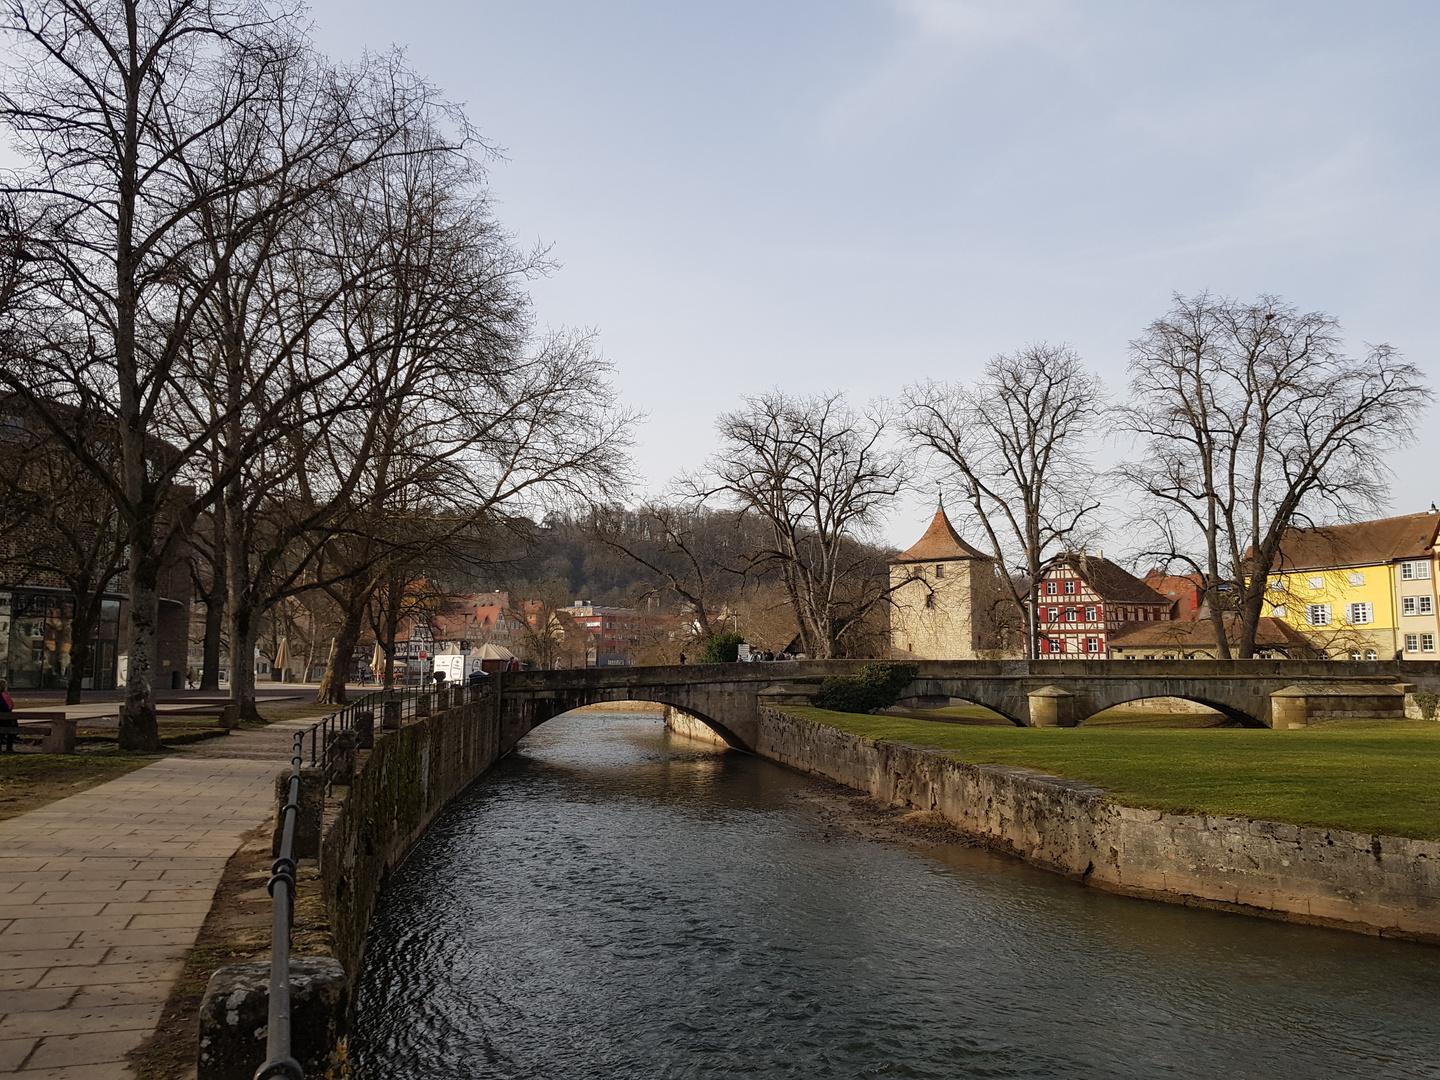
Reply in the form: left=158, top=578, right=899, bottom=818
left=201, top=593, right=224, bottom=692
left=200, top=497, right=227, bottom=692
left=316, top=598, right=365, bottom=705
left=119, top=550, right=161, bottom=751
left=65, top=591, right=101, bottom=707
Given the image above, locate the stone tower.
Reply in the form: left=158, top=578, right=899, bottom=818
left=889, top=504, right=1006, bottom=660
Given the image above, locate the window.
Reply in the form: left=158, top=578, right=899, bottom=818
left=1269, top=578, right=1285, bottom=591
left=1086, top=638, right=1099, bottom=652
left=1424, top=597, right=1435, bottom=615
left=924, top=594, right=935, bottom=609
left=1306, top=604, right=1331, bottom=626
left=1063, top=580, right=1076, bottom=595
left=1350, top=651, right=1363, bottom=661
left=1346, top=602, right=1373, bottom=625
left=1084, top=606, right=1097, bottom=621
left=1053, top=639, right=1065, bottom=653
left=1047, top=606, right=1059, bottom=622
left=1349, top=572, right=1365, bottom=586
left=1366, top=650, right=1378, bottom=661
left=1425, top=634, right=1436, bottom=653
left=1308, top=576, right=1323, bottom=590
left=1045, top=581, right=1057, bottom=595
left=1064, top=607, right=1077, bottom=622
left=1403, top=596, right=1417, bottom=615
left=935, top=564, right=945, bottom=578
left=1406, top=634, right=1419, bottom=652
left=1401, top=561, right=1432, bottom=581
left=1271, top=605, right=1287, bottom=618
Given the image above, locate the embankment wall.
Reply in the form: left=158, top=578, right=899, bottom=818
left=320, top=691, right=502, bottom=979
left=751, top=707, right=1440, bottom=942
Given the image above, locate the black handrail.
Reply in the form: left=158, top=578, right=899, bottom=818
left=254, top=681, right=469, bottom=1080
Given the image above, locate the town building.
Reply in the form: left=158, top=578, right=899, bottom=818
left=560, top=601, right=642, bottom=667
left=1143, top=570, right=1205, bottom=621
left=1263, top=510, right=1440, bottom=660
left=1108, top=615, right=1317, bottom=660
left=889, top=505, right=1013, bottom=660
left=1031, top=552, right=1172, bottom=658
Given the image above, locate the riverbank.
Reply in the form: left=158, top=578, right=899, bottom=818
left=784, top=706, right=1440, bottom=839
left=747, top=706, right=1440, bottom=942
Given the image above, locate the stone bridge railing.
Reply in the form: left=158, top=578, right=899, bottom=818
left=497, top=659, right=1440, bottom=749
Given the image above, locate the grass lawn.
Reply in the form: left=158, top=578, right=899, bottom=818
left=0, top=752, right=158, bottom=823
left=785, top=706, right=1440, bottom=841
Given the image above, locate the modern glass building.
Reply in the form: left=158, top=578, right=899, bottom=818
left=0, top=588, right=123, bottom=690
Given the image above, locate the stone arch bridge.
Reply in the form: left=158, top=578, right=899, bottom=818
left=496, top=659, right=1440, bottom=752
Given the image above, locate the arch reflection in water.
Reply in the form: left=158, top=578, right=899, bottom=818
left=354, top=710, right=1440, bottom=1080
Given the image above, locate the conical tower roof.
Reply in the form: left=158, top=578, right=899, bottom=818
left=893, top=504, right=990, bottom=563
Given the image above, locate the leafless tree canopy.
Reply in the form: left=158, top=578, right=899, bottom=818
left=903, top=344, right=1103, bottom=659
left=0, top=0, right=634, bottom=740
left=696, top=390, right=908, bottom=659
left=1116, top=292, right=1430, bottom=658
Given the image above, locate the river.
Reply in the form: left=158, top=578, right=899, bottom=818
left=354, top=710, right=1440, bottom=1079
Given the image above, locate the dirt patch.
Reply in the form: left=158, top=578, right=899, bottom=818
left=790, top=779, right=985, bottom=853
left=126, top=824, right=334, bottom=1080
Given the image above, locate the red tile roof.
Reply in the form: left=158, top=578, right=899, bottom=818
left=1047, top=553, right=1169, bottom=604
left=1276, top=512, right=1440, bottom=571
left=893, top=506, right=990, bottom=563
left=1108, top=615, right=1312, bottom=650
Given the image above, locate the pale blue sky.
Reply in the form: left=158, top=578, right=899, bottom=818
left=307, top=1, right=1440, bottom=547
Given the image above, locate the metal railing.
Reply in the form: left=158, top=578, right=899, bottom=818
left=255, top=682, right=471, bottom=1079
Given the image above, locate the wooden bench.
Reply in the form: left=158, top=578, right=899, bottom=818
left=157, top=700, right=241, bottom=730
left=2, top=712, right=75, bottom=753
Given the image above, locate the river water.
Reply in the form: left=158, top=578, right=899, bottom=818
left=354, top=711, right=1440, bottom=1079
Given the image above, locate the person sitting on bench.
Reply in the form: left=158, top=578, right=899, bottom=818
left=0, top=679, right=16, bottom=752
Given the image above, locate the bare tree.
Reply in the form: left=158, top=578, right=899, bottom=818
left=903, top=344, right=1103, bottom=659
left=698, top=391, right=908, bottom=659
left=589, top=503, right=760, bottom=639
left=1116, top=293, right=1430, bottom=658
left=0, top=402, right=126, bottom=702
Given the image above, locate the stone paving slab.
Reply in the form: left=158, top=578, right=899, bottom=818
left=0, top=719, right=315, bottom=1076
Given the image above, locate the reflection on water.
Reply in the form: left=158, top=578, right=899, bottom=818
left=354, top=712, right=1440, bottom=1079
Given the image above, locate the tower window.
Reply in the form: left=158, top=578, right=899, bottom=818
left=924, top=594, right=936, bottom=609
left=935, top=564, right=945, bottom=578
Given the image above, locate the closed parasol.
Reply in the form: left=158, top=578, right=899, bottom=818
left=273, top=637, right=290, bottom=682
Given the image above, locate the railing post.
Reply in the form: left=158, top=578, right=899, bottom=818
left=415, top=691, right=432, bottom=718
left=355, top=710, right=375, bottom=749
left=382, top=700, right=402, bottom=730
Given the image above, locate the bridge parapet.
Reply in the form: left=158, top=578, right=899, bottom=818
left=496, top=660, right=1440, bottom=745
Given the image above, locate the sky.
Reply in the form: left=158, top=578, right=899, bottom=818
left=304, top=0, right=1440, bottom=548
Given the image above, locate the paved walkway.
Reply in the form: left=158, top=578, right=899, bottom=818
left=0, top=721, right=314, bottom=1079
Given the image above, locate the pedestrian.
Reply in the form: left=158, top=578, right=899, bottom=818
left=0, top=680, right=14, bottom=753
left=679, top=653, right=687, bottom=665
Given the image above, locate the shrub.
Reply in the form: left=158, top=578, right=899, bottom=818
left=699, top=632, right=745, bottom=664
left=811, top=663, right=919, bottom=714
left=1414, top=692, right=1439, bottom=721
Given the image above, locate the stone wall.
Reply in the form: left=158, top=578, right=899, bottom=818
left=663, top=705, right=730, bottom=746
left=320, top=689, right=503, bottom=979
left=755, top=707, right=1440, bottom=942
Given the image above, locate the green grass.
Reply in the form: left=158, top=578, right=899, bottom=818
left=786, top=706, right=1440, bottom=840
left=0, top=752, right=157, bottom=822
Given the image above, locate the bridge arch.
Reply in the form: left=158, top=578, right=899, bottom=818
left=1076, top=694, right=1265, bottom=728
left=891, top=693, right=1025, bottom=727
left=516, top=688, right=749, bottom=751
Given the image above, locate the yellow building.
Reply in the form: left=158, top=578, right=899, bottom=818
left=1265, top=510, right=1440, bottom=660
